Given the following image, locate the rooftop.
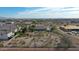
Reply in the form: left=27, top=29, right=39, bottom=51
left=35, top=25, right=46, bottom=29
left=61, top=25, right=79, bottom=29
left=0, top=22, right=17, bottom=34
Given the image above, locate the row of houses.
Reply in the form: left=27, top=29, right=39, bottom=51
left=0, top=22, right=18, bottom=40
left=24, top=21, right=52, bottom=31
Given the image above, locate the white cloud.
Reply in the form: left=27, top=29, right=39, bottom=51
left=14, top=7, right=79, bottom=18
left=17, top=8, right=50, bottom=14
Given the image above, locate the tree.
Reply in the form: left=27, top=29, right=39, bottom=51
left=32, top=20, right=37, bottom=24
left=29, top=24, right=35, bottom=32
left=21, top=27, right=27, bottom=33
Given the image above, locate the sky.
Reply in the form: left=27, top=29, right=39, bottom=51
left=0, top=7, right=79, bottom=18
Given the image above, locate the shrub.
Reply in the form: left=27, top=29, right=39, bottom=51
left=56, top=36, right=72, bottom=48
left=0, top=43, right=4, bottom=47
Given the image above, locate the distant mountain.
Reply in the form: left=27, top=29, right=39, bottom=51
left=0, top=16, right=7, bottom=19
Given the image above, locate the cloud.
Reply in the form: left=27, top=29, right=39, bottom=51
left=15, top=7, right=79, bottom=18
left=17, top=8, right=50, bottom=14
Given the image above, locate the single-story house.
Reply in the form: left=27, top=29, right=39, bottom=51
left=24, top=21, right=32, bottom=25
left=60, top=25, right=79, bottom=31
left=34, top=25, right=52, bottom=31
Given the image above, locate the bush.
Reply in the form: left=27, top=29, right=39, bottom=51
left=0, top=43, right=4, bottom=47
left=32, top=20, right=37, bottom=24
left=21, top=27, right=27, bottom=33
left=18, top=40, right=25, bottom=45
left=56, top=36, right=72, bottom=48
